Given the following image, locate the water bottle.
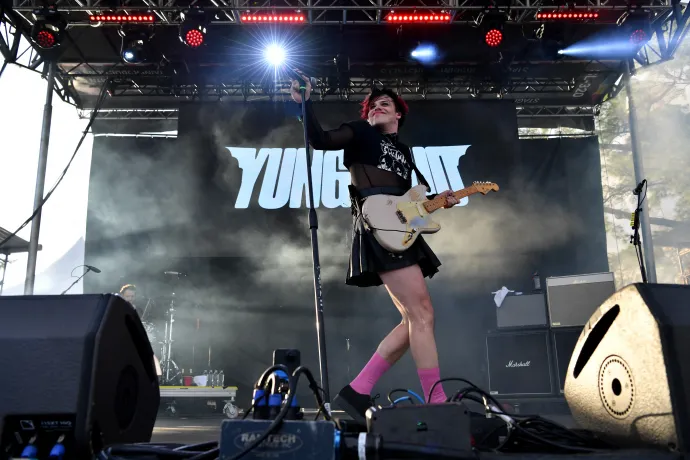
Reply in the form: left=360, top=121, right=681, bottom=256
left=219, top=370, right=225, bottom=388
left=179, top=369, right=185, bottom=386
left=203, top=370, right=209, bottom=386
left=212, top=370, right=219, bottom=387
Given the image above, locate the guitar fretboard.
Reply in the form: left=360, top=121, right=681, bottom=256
left=423, top=186, right=478, bottom=213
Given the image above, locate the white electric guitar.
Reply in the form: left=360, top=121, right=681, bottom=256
left=360, top=181, right=500, bottom=253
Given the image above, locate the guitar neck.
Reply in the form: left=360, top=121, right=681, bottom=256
left=423, top=186, right=479, bottom=213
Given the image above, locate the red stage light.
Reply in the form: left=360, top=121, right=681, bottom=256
left=89, top=14, right=155, bottom=23
left=240, top=14, right=305, bottom=23
left=630, top=28, right=648, bottom=45
left=35, top=29, right=56, bottom=49
left=185, top=28, right=204, bottom=48
left=535, top=11, right=599, bottom=20
left=386, top=14, right=451, bottom=23
left=485, top=29, right=502, bottom=47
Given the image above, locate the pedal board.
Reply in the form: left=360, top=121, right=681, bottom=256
left=219, top=419, right=337, bottom=460
left=367, top=402, right=473, bottom=453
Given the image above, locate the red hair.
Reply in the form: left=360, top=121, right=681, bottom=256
left=359, top=88, right=409, bottom=127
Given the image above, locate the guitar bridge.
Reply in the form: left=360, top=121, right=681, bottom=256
left=396, top=210, right=407, bottom=224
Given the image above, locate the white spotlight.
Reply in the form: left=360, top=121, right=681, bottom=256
left=264, top=44, right=286, bottom=67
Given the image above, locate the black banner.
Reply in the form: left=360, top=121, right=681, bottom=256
left=85, top=100, right=606, bottom=402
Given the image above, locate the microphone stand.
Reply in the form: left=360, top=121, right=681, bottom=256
left=61, top=267, right=92, bottom=295
left=631, top=181, right=648, bottom=284
left=299, top=87, right=331, bottom=408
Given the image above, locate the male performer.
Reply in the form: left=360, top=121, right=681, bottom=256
left=119, top=283, right=162, bottom=377
left=119, top=284, right=140, bottom=316
left=290, top=74, right=459, bottom=422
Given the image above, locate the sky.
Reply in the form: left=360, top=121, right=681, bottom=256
left=0, top=55, right=93, bottom=295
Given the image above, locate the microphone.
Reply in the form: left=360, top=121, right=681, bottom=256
left=164, top=271, right=187, bottom=276
left=633, top=179, right=646, bottom=196
left=85, top=265, right=101, bottom=274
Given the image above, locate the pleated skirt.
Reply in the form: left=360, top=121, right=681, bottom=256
left=346, top=212, right=442, bottom=288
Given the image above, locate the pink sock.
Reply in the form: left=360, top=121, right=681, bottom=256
left=418, top=368, right=447, bottom=403
left=350, top=352, right=392, bottom=395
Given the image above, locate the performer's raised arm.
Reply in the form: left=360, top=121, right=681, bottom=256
left=290, top=73, right=355, bottom=151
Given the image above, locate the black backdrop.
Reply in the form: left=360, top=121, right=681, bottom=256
left=85, top=100, right=607, bottom=404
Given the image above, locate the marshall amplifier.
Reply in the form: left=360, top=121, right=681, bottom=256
left=486, top=330, right=553, bottom=396
left=551, top=327, right=582, bottom=394
left=546, top=272, right=616, bottom=328
left=497, top=294, right=548, bottom=329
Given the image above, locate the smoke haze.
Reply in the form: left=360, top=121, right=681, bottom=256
left=85, top=100, right=607, bottom=402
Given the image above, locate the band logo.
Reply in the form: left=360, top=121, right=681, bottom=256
left=225, top=146, right=470, bottom=209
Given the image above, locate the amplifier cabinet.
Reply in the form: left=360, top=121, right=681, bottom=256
left=497, top=294, right=548, bottom=329
left=486, top=330, right=554, bottom=397
left=551, top=327, right=582, bottom=394
left=546, top=272, right=616, bottom=328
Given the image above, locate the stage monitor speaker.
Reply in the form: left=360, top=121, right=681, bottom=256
left=565, top=283, right=690, bottom=451
left=551, top=327, right=582, bottom=394
left=0, top=294, right=160, bottom=459
left=486, top=330, right=553, bottom=396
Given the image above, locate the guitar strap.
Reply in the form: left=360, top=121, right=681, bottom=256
left=406, top=147, right=434, bottom=195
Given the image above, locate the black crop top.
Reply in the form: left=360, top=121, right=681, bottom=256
left=300, top=100, right=435, bottom=196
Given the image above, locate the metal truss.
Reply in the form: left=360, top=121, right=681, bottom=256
left=632, top=1, right=690, bottom=69
left=80, top=105, right=597, bottom=119
left=9, top=0, right=672, bottom=26
left=80, top=108, right=179, bottom=119
left=515, top=105, right=598, bottom=117
left=0, top=9, right=81, bottom=105
left=81, top=74, right=591, bottom=100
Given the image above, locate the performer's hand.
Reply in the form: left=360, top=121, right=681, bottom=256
left=439, top=190, right=459, bottom=208
left=290, top=69, right=312, bottom=103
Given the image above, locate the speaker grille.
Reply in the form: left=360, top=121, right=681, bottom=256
left=599, top=356, right=635, bottom=419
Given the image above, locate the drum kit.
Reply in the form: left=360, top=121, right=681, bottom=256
left=139, top=272, right=187, bottom=385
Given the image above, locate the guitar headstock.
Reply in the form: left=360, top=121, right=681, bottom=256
left=472, top=181, right=500, bottom=194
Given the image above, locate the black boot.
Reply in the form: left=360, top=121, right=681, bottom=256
left=333, top=385, right=378, bottom=424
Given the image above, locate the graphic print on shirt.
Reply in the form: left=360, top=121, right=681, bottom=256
left=378, top=139, right=410, bottom=180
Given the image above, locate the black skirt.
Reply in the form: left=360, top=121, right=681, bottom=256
left=346, top=210, right=442, bottom=288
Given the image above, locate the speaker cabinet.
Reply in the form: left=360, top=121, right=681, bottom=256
left=486, top=330, right=553, bottom=396
left=551, top=327, right=581, bottom=394
left=546, top=272, right=616, bottom=327
left=565, top=283, right=690, bottom=451
left=0, top=294, right=160, bottom=459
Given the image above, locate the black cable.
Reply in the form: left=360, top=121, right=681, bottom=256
left=0, top=60, right=7, bottom=80
left=292, top=366, right=332, bottom=421
left=0, top=73, right=110, bottom=250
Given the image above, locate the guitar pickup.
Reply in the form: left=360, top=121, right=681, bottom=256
left=396, top=210, right=408, bottom=224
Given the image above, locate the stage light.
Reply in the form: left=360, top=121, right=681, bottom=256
left=535, top=12, right=599, bottom=21
left=410, top=44, right=440, bottom=64
left=119, top=29, right=151, bottom=64
left=179, top=8, right=207, bottom=48
left=485, top=29, right=503, bottom=47
left=264, top=44, right=286, bottom=67
left=629, top=28, right=648, bottom=45
left=30, top=7, right=66, bottom=50
left=625, top=10, right=651, bottom=47
left=89, top=14, right=155, bottom=23
left=386, top=13, right=451, bottom=23
left=241, top=14, right=305, bottom=23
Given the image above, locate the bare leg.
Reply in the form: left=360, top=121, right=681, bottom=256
left=380, top=264, right=446, bottom=402
left=348, top=303, right=409, bottom=395
left=380, top=265, right=439, bottom=369
left=375, top=320, right=409, bottom=364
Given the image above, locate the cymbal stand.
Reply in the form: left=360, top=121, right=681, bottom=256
left=162, top=292, right=176, bottom=383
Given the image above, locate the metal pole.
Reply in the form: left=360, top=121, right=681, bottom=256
left=24, top=62, right=56, bottom=295
left=625, top=60, right=657, bottom=283
left=300, top=93, right=331, bottom=408
left=0, top=253, right=8, bottom=295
